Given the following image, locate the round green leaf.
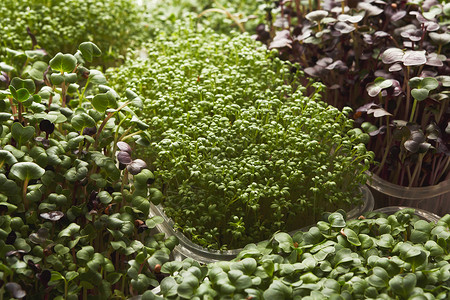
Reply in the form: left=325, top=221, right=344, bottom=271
left=28, top=61, right=48, bottom=81
left=389, top=274, right=417, bottom=298
left=92, top=92, right=117, bottom=113
left=50, top=74, right=64, bottom=85
left=9, top=86, right=31, bottom=102
left=11, top=122, right=35, bottom=145
left=71, top=113, right=96, bottom=131
left=411, top=88, right=429, bottom=101
left=78, top=42, right=102, bottom=62
left=0, top=150, right=18, bottom=166
left=421, top=77, right=439, bottom=91
left=89, top=70, right=107, bottom=85
left=10, top=77, right=35, bottom=94
left=49, top=53, right=77, bottom=73
left=10, top=162, right=45, bottom=181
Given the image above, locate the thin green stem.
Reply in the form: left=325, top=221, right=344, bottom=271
left=80, top=77, right=91, bottom=102
left=409, top=99, right=418, bottom=123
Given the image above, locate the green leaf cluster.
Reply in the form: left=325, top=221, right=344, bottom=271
left=149, top=209, right=450, bottom=299
left=0, top=43, right=175, bottom=299
left=0, top=0, right=148, bottom=67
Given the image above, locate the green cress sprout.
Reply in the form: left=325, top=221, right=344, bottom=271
left=108, top=23, right=374, bottom=250
left=0, top=0, right=148, bottom=67
left=0, top=43, right=176, bottom=298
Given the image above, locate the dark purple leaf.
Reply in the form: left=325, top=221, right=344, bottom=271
left=337, top=13, right=364, bottom=23
left=127, top=159, right=147, bottom=175
left=393, top=120, right=408, bottom=127
left=429, top=32, right=450, bottom=45
left=1, top=71, right=9, bottom=83
left=374, top=70, right=392, bottom=78
left=38, top=270, right=51, bottom=287
left=391, top=80, right=403, bottom=96
left=357, top=102, right=379, bottom=113
left=422, top=0, right=440, bottom=11
left=255, top=24, right=266, bottom=34
left=363, top=34, right=374, bottom=44
left=418, top=142, right=432, bottom=153
left=389, top=63, right=403, bottom=72
left=82, top=126, right=97, bottom=136
left=382, top=48, right=404, bottom=64
left=410, top=131, right=426, bottom=143
left=295, top=30, right=312, bottom=41
left=401, top=29, right=423, bottom=42
left=117, top=141, right=132, bottom=153
left=391, top=10, right=407, bottom=21
left=316, top=57, right=333, bottom=67
left=426, top=123, right=441, bottom=140
left=404, top=140, right=419, bottom=153
left=403, top=41, right=413, bottom=48
left=426, top=54, right=444, bottom=67
left=304, top=66, right=324, bottom=77
left=410, top=11, right=429, bottom=23
left=117, top=151, right=132, bottom=165
left=40, top=211, right=64, bottom=221
left=305, top=10, right=329, bottom=22
left=5, top=282, right=26, bottom=299
left=358, top=2, right=384, bottom=16
left=367, top=107, right=393, bottom=117
left=273, top=17, right=289, bottom=28
left=326, top=60, right=348, bottom=72
left=369, top=125, right=387, bottom=136
left=402, top=50, right=427, bottom=66
left=374, top=31, right=390, bottom=38
left=39, top=120, right=55, bottom=135
left=27, top=259, right=41, bottom=273
left=437, top=138, right=450, bottom=155
left=6, top=231, right=16, bottom=245
left=421, top=70, right=438, bottom=78
left=334, top=21, right=355, bottom=34
left=6, top=250, right=26, bottom=257
left=269, top=30, right=292, bottom=49
left=424, top=21, right=439, bottom=31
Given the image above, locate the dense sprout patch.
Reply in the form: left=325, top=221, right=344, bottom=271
left=108, top=24, right=373, bottom=250
left=0, top=0, right=147, bottom=66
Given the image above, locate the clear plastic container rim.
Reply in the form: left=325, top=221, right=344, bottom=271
left=367, top=172, right=450, bottom=200
left=149, top=185, right=374, bottom=262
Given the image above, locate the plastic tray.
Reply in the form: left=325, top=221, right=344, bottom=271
left=149, top=185, right=374, bottom=264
